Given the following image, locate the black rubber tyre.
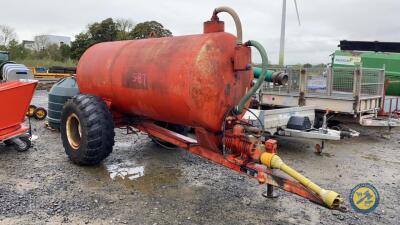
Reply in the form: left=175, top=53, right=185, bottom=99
left=3, top=140, right=13, bottom=146
left=4, top=135, right=31, bottom=152
left=60, top=94, right=115, bottom=166
left=14, top=135, right=31, bottom=152
left=33, top=107, right=47, bottom=120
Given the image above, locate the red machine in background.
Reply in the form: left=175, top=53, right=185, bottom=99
left=60, top=7, right=343, bottom=209
left=0, top=80, right=37, bottom=151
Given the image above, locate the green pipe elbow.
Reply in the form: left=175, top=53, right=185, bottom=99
left=235, top=40, right=268, bottom=114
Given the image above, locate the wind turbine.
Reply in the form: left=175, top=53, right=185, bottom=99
left=278, top=0, right=301, bottom=66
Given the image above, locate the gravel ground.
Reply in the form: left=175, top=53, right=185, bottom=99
left=0, top=90, right=399, bottom=225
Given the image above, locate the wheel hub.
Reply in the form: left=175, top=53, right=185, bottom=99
left=36, top=110, right=45, bottom=118
left=66, top=113, right=82, bottom=150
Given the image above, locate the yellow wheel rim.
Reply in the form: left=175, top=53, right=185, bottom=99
left=27, top=106, right=36, bottom=117
left=66, top=113, right=82, bottom=150
left=35, top=109, right=46, bottom=119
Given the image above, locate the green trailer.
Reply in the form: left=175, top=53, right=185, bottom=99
left=332, top=41, right=400, bottom=96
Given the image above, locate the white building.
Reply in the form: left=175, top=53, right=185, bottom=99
left=22, top=40, right=35, bottom=50
left=23, top=35, right=71, bottom=50
left=35, top=35, right=71, bottom=46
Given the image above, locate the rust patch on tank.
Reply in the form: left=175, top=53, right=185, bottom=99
left=195, top=40, right=218, bottom=75
left=191, top=39, right=220, bottom=107
left=224, top=84, right=231, bottom=96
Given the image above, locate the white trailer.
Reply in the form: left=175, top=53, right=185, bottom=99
left=258, top=66, right=400, bottom=127
left=243, top=106, right=359, bottom=152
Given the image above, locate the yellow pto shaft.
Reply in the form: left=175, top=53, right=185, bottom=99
left=260, top=152, right=343, bottom=208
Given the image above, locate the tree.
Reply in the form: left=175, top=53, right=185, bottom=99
left=88, top=18, right=118, bottom=42
left=70, top=18, right=118, bottom=60
left=0, top=25, right=17, bottom=46
left=314, top=63, right=326, bottom=68
left=7, top=39, right=31, bottom=60
left=70, top=32, right=93, bottom=60
left=303, top=63, right=312, bottom=68
left=0, top=25, right=71, bottom=62
left=116, top=18, right=135, bottom=40
left=34, top=35, right=50, bottom=51
left=46, top=44, right=63, bottom=61
left=129, top=21, right=172, bottom=39
left=70, top=18, right=172, bottom=60
left=60, top=43, right=71, bottom=61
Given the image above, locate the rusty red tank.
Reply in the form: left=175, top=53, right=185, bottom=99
left=77, top=30, right=252, bottom=132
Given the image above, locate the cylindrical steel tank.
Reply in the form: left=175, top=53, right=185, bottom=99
left=77, top=32, right=252, bottom=132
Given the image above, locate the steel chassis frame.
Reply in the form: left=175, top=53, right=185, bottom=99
left=123, top=120, right=326, bottom=206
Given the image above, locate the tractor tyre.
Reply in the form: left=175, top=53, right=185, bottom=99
left=60, top=94, right=115, bottom=166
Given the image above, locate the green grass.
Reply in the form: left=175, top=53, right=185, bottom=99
left=16, top=58, right=77, bottom=68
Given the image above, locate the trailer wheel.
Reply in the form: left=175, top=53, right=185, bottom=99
left=26, top=105, right=37, bottom=117
left=4, top=135, right=31, bottom=152
left=14, top=136, right=31, bottom=152
left=61, top=94, right=115, bottom=165
left=33, top=107, right=47, bottom=120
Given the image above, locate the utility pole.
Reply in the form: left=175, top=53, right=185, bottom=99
left=278, top=0, right=287, bottom=66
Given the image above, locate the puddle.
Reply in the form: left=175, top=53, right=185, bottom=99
left=114, top=142, right=133, bottom=149
left=362, top=154, right=380, bottom=161
left=92, top=159, right=182, bottom=194
left=320, top=152, right=334, bottom=157
left=362, top=154, right=400, bottom=165
left=87, top=143, right=182, bottom=194
left=30, top=135, right=39, bottom=141
left=106, top=162, right=145, bottom=180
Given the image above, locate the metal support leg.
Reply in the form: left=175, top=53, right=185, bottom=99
left=315, top=140, right=324, bottom=154
left=262, top=184, right=279, bottom=198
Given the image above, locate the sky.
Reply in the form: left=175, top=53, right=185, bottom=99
left=1, top=0, right=399, bottom=64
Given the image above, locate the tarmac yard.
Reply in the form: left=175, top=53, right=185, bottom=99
left=0, top=90, right=399, bottom=225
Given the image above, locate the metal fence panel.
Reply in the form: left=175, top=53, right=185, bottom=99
left=360, top=68, right=384, bottom=96
left=331, top=67, right=355, bottom=96
left=260, top=66, right=384, bottom=99
left=304, top=67, right=328, bottom=95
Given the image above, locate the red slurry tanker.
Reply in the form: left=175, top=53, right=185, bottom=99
left=60, top=6, right=343, bottom=209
